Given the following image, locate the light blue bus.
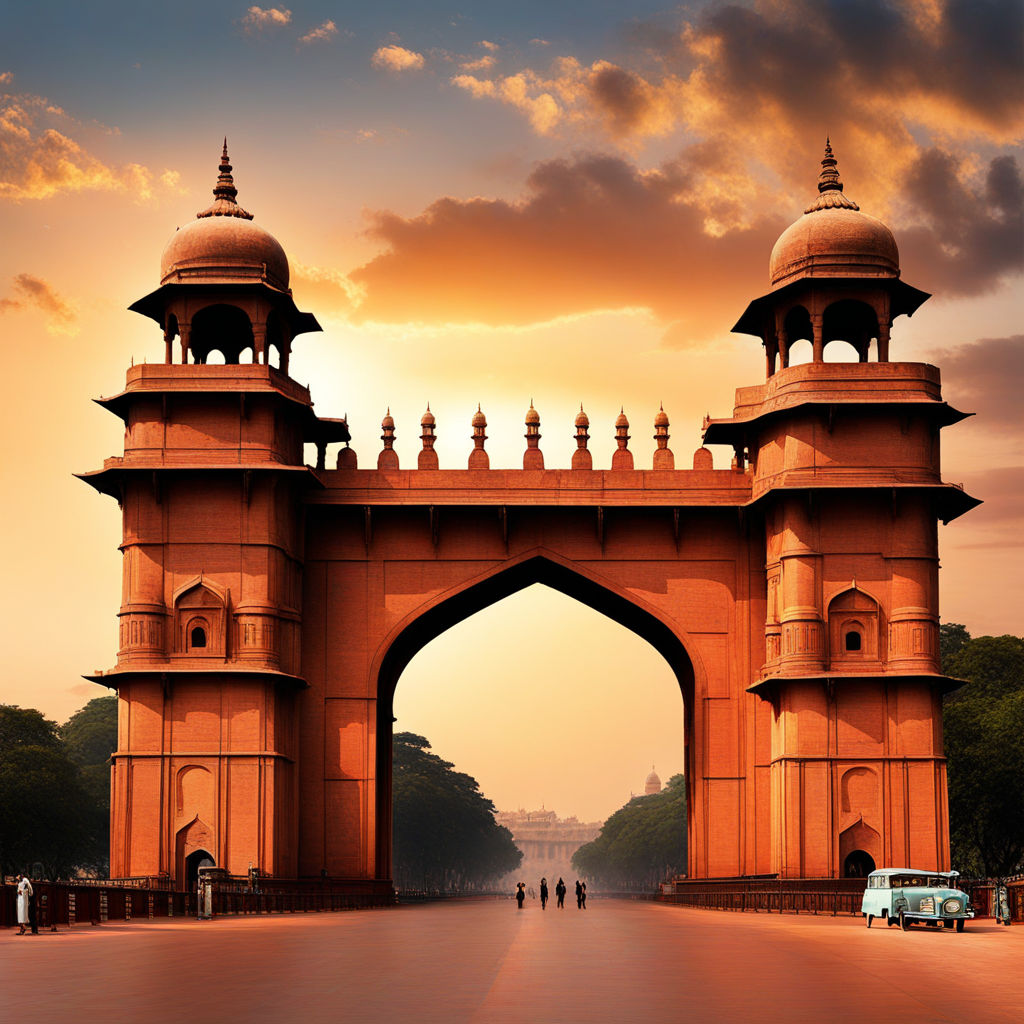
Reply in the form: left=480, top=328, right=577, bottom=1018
left=861, top=868, right=974, bottom=931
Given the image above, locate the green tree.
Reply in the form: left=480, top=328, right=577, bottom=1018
left=0, top=733, right=93, bottom=879
left=61, top=695, right=117, bottom=874
left=939, top=623, right=971, bottom=670
left=943, top=635, right=1024, bottom=876
left=392, top=732, right=522, bottom=890
left=572, top=774, right=687, bottom=888
left=61, top=695, right=117, bottom=767
left=0, top=705, right=63, bottom=754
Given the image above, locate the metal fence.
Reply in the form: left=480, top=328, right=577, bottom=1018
left=657, top=875, right=1024, bottom=921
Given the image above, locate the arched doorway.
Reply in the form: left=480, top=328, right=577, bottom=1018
left=184, top=849, right=215, bottom=891
left=843, top=850, right=876, bottom=877
left=373, top=554, right=696, bottom=881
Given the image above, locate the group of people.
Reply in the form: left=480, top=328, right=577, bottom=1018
left=515, top=877, right=587, bottom=910
left=14, top=874, right=37, bottom=935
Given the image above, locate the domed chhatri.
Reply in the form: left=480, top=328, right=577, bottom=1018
left=733, top=140, right=930, bottom=377
left=130, top=141, right=320, bottom=371
left=769, top=140, right=899, bottom=288
left=644, top=767, right=662, bottom=796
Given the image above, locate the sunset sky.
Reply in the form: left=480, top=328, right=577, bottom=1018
left=1, top=1, right=1021, bottom=821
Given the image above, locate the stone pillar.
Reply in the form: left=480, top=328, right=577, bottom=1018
left=235, top=608, right=281, bottom=666
left=778, top=497, right=824, bottom=673
left=811, top=314, right=824, bottom=363
left=179, top=321, right=191, bottom=364
left=888, top=497, right=939, bottom=672
left=877, top=321, right=891, bottom=362
left=252, top=323, right=267, bottom=364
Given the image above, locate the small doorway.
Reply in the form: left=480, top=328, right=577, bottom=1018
left=843, top=849, right=875, bottom=877
left=184, top=849, right=215, bottom=892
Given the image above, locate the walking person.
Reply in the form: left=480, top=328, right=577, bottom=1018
left=555, top=877, right=566, bottom=908
left=540, top=877, right=548, bottom=910
left=575, top=880, right=583, bottom=909
left=580, top=881, right=587, bottom=910
left=15, top=874, right=32, bottom=935
left=515, top=882, right=525, bottom=910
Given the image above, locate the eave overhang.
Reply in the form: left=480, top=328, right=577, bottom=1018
left=75, top=462, right=324, bottom=500
left=84, top=667, right=308, bottom=689
left=747, top=671, right=968, bottom=698
left=129, top=280, right=321, bottom=338
left=732, top=277, right=931, bottom=338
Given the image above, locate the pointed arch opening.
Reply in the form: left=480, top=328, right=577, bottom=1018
left=373, top=554, right=696, bottom=882
left=189, top=304, right=254, bottom=365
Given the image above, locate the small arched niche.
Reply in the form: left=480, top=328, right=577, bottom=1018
left=173, top=578, right=228, bottom=656
left=828, top=587, right=880, bottom=666
left=189, top=304, right=254, bottom=365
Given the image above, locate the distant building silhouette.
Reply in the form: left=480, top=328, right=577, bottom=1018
left=495, top=808, right=601, bottom=887
left=644, top=767, right=662, bottom=796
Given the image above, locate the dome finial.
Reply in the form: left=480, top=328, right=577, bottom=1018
left=197, top=139, right=253, bottom=220
left=803, top=139, right=859, bottom=214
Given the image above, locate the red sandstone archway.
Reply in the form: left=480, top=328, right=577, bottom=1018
left=371, top=552, right=698, bottom=879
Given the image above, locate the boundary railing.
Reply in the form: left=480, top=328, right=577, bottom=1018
left=657, top=875, right=1024, bottom=921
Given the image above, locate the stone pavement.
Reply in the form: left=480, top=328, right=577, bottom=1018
left=2, top=899, right=1021, bottom=1023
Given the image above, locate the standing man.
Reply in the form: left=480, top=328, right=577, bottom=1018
left=540, top=877, right=549, bottom=910
left=555, top=878, right=567, bottom=909
left=575, top=880, right=583, bottom=909
left=15, top=874, right=32, bottom=935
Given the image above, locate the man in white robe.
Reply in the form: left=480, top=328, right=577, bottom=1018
left=16, top=874, right=33, bottom=935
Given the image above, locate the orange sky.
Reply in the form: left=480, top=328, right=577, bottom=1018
left=1, top=1, right=1021, bottom=821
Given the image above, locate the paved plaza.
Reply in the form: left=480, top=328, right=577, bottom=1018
left=3, top=899, right=1021, bottom=1023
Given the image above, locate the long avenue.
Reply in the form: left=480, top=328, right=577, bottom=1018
left=3, top=900, right=1020, bottom=1023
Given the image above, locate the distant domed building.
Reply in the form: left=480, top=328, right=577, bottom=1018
left=644, top=767, right=662, bottom=796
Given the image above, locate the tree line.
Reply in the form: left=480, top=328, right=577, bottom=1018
left=571, top=774, right=687, bottom=888
left=392, top=731, right=522, bottom=890
left=0, top=696, right=116, bottom=878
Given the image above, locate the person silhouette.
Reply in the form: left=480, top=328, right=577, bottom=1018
left=540, top=877, right=548, bottom=910
left=516, top=882, right=525, bottom=910
left=575, top=880, right=583, bottom=909
left=555, top=877, right=566, bottom=908
left=580, top=881, right=587, bottom=910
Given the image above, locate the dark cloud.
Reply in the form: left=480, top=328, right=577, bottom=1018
left=934, top=336, right=1024, bottom=429
left=345, top=153, right=782, bottom=341
left=899, top=152, right=1023, bottom=295
left=695, top=0, right=1023, bottom=135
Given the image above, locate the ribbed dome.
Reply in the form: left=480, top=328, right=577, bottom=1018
left=574, top=406, right=589, bottom=428
left=769, top=141, right=899, bottom=288
left=525, top=404, right=540, bottom=425
left=159, top=142, right=289, bottom=290
left=644, top=768, right=662, bottom=794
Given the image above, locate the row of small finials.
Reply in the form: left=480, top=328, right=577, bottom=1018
left=335, top=403, right=720, bottom=472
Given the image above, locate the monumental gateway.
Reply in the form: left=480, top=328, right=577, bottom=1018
left=81, top=141, right=978, bottom=890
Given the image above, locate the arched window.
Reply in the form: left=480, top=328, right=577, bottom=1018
left=845, top=630, right=862, bottom=652
left=190, top=625, right=208, bottom=649
left=827, top=587, right=879, bottom=666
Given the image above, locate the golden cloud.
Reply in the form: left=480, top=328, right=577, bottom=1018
left=0, top=274, right=78, bottom=335
left=0, top=71, right=13, bottom=85
left=460, top=55, right=496, bottom=72
left=0, top=92, right=178, bottom=202
left=241, top=6, right=291, bottom=31
left=341, top=153, right=781, bottom=342
left=372, top=45, right=426, bottom=73
left=300, top=19, right=338, bottom=45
